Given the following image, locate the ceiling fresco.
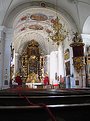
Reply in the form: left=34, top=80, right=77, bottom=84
left=13, top=8, right=72, bottom=55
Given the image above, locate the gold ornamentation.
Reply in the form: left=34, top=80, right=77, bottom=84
left=26, top=72, right=39, bottom=83
left=64, top=49, right=70, bottom=60
left=73, top=57, right=85, bottom=73
left=49, top=17, right=68, bottom=45
left=70, top=32, right=85, bottom=73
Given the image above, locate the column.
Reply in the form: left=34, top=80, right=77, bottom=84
left=14, top=52, right=19, bottom=75
left=3, top=28, right=14, bottom=89
left=50, top=51, right=58, bottom=84
left=58, top=42, right=64, bottom=77
left=0, top=27, right=5, bottom=89
left=81, top=34, right=90, bottom=87
left=44, top=55, right=50, bottom=76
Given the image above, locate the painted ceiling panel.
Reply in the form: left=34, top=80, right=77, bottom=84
left=0, top=0, right=90, bottom=54
left=0, top=0, right=89, bottom=28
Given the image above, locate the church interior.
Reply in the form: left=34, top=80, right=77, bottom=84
left=0, top=0, right=90, bottom=121
left=0, top=0, right=90, bottom=90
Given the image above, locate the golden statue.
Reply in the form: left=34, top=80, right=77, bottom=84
left=26, top=72, right=39, bottom=83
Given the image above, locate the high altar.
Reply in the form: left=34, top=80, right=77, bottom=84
left=19, top=40, right=44, bottom=84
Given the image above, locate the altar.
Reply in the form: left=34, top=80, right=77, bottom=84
left=26, top=82, right=43, bottom=89
left=19, top=40, right=44, bottom=81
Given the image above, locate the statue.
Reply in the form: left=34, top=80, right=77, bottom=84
left=72, top=32, right=82, bottom=43
left=26, top=72, right=39, bottom=83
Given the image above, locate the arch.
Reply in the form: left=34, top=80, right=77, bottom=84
left=2, top=1, right=78, bottom=58
left=2, top=1, right=78, bottom=88
left=83, top=16, right=90, bottom=34
left=12, top=6, right=72, bottom=55
left=3, top=1, right=78, bottom=56
left=3, top=1, right=77, bottom=31
left=14, top=31, right=56, bottom=55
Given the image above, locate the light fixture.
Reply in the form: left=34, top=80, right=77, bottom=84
left=48, top=0, right=68, bottom=45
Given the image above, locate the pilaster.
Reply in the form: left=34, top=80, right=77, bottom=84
left=58, top=42, right=64, bottom=77
left=0, top=26, right=6, bottom=89
left=3, top=27, right=14, bottom=89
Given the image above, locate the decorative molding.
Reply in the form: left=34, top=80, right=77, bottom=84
left=3, top=1, right=77, bottom=32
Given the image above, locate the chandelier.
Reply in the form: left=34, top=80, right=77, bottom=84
left=49, top=15, right=68, bottom=45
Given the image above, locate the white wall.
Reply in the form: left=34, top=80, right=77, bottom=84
left=3, top=28, right=13, bottom=89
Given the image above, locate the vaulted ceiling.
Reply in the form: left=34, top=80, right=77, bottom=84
left=0, top=0, right=90, bottom=31
left=0, top=0, right=90, bottom=55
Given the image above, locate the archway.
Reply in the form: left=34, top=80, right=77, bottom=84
left=82, top=16, right=90, bottom=87
left=83, top=16, right=90, bottom=34
left=2, top=1, right=77, bottom=88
